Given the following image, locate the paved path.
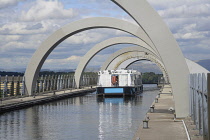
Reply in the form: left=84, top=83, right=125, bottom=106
left=133, top=85, right=202, bottom=140
left=0, top=87, right=95, bottom=113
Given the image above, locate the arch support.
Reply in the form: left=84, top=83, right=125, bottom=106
left=112, top=0, right=190, bottom=118
left=101, top=46, right=169, bottom=83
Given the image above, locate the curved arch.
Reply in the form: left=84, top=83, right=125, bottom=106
left=185, top=58, right=209, bottom=74
left=100, top=46, right=169, bottom=83
left=105, top=52, right=168, bottom=83
left=75, top=37, right=160, bottom=88
left=115, top=58, right=168, bottom=83
left=24, top=17, right=159, bottom=95
left=119, top=58, right=167, bottom=82
left=112, top=0, right=190, bottom=117
left=101, top=46, right=161, bottom=70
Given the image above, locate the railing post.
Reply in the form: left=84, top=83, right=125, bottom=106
left=50, top=75, right=53, bottom=91
left=57, top=75, right=60, bottom=90
left=10, top=75, right=14, bottom=96
left=21, top=76, right=25, bottom=96
left=60, top=75, right=63, bottom=90
left=44, top=75, right=47, bottom=92
left=3, top=75, right=8, bottom=98
left=40, top=75, right=43, bottom=93
left=16, top=75, right=20, bottom=95
left=73, top=76, right=76, bottom=89
left=0, top=75, right=1, bottom=98
left=54, top=75, right=57, bottom=90
left=35, top=77, right=39, bottom=94
left=207, top=73, right=210, bottom=140
left=202, top=73, right=208, bottom=140
left=68, top=75, right=70, bottom=89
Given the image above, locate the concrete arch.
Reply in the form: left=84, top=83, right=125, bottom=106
left=105, top=51, right=168, bottom=82
left=24, top=17, right=159, bottom=95
left=101, top=46, right=161, bottom=70
left=74, top=37, right=160, bottom=88
left=113, top=57, right=168, bottom=83
left=112, top=0, right=190, bottom=117
left=185, top=58, right=209, bottom=74
left=100, top=46, right=169, bottom=83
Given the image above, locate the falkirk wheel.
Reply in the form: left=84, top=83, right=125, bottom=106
left=25, top=0, right=189, bottom=118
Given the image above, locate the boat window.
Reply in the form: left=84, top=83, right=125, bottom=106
left=111, top=75, right=119, bottom=87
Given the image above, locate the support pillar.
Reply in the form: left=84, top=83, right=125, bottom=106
left=207, top=73, right=210, bottom=140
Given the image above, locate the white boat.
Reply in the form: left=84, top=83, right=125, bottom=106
left=96, top=69, right=143, bottom=96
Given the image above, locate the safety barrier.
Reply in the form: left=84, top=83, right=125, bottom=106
left=189, top=73, right=209, bottom=139
left=0, top=73, right=98, bottom=99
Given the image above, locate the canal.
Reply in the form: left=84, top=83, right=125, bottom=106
left=0, top=85, right=158, bottom=140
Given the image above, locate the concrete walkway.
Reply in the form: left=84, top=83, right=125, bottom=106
left=0, top=87, right=95, bottom=113
left=133, top=85, right=202, bottom=140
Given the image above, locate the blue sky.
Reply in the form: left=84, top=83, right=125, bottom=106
left=0, top=0, right=210, bottom=71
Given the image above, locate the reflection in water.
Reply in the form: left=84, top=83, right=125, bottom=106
left=97, top=96, right=142, bottom=105
left=97, top=96, right=143, bottom=140
left=0, top=90, right=158, bottom=140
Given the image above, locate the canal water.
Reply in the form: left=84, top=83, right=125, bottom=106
left=0, top=85, right=158, bottom=140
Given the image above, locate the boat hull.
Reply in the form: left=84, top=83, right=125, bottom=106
left=96, top=85, right=143, bottom=96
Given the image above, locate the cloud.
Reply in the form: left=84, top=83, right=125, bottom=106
left=44, top=55, right=81, bottom=69
left=0, top=21, right=60, bottom=35
left=158, top=4, right=210, bottom=18
left=0, top=0, right=210, bottom=71
left=20, top=0, right=78, bottom=22
left=0, top=56, right=29, bottom=69
left=0, top=0, right=24, bottom=9
left=25, top=23, right=43, bottom=30
left=0, top=35, right=21, bottom=42
left=65, top=31, right=105, bottom=45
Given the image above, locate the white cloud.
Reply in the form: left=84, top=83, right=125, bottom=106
left=1, top=41, right=26, bottom=52
left=174, top=32, right=207, bottom=40
left=0, top=21, right=60, bottom=35
left=0, top=35, right=21, bottom=42
left=0, top=56, right=29, bottom=69
left=0, top=0, right=24, bottom=9
left=20, top=0, right=77, bottom=21
left=44, top=55, right=81, bottom=69
left=0, top=0, right=210, bottom=70
left=65, top=31, right=105, bottom=45
left=158, top=4, right=210, bottom=18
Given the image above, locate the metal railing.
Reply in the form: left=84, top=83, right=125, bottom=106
left=189, top=73, right=209, bottom=139
left=0, top=75, right=25, bottom=99
left=0, top=73, right=98, bottom=99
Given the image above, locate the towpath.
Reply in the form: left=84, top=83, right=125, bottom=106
left=133, top=85, right=203, bottom=140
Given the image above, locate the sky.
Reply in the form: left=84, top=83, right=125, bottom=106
left=0, top=0, right=210, bottom=71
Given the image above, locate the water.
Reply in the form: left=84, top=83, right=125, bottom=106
left=0, top=88, right=158, bottom=140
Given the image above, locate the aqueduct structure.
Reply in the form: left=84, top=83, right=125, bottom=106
left=24, top=0, right=209, bottom=120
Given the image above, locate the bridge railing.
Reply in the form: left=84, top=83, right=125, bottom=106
left=0, top=75, right=25, bottom=99
left=189, top=73, right=208, bottom=139
left=0, top=73, right=98, bottom=99
left=80, top=74, right=98, bottom=89
left=33, top=73, right=98, bottom=95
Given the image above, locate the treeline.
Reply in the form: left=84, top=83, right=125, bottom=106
left=0, top=71, right=24, bottom=76
left=142, top=72, right=163, bottom=84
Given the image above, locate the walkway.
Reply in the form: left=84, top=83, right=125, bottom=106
left=133, top=85, right=202, bottom=140
left=0, top=87, right=95, bottom=113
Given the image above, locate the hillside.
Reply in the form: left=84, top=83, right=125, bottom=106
left=196, top=59, right=210, bottom=71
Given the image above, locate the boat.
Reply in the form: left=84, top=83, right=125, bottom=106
left=96, top=69, right=143, bottom=96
